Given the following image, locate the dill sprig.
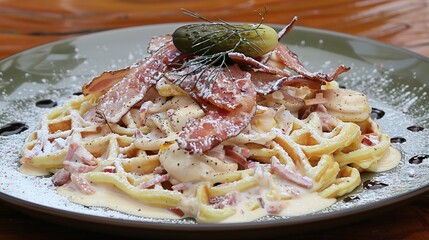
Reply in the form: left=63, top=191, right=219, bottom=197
left=169, top=8, right=270, bottom=86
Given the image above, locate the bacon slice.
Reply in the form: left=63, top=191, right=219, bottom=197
left=170, top=64, right=245, bottom=111
left=274, top=44, right=350, bottom=82
left=176, top=65, right=256, bottom=154
left=260, top=16, right=298, bottom=65
left=229, top=51, right=349, bottom=95
left=148, top=35, right=173, bottom=54
left=228, top=52, right=291, bottom=77
left=96, top=37, right=183, bottom=123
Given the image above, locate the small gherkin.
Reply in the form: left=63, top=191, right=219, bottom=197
left=172, top=23, right=278, bottom=58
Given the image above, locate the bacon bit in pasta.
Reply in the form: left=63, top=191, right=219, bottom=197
left=168, top=207, right=185, bottom=217
left=265, top=201, right=284, bottom=214
left=361, top=137, right=374, bottom=146
left=51, top=138, right=66, bottom=151
left=63, top=161, right=97, bottom=173
left=70, top=173, right=95, bottom=194
left=65, top=142, right=97, bottom=166
left=139, top=174, right=170, bottom=189
left=64, top=143, right=78, bottom=161
left=102, top=166, right=116, bottom=173
left=74, top=144, right=97, bottom=166
left=304, top=93, right=327, bottom=106
left=161, top=180, right=174, bottom=190
left=171, top=181, right=197, bottom=191
left=133, top=129, right=144, bottom=139
left=270, top=156, right=313, bottom=189
left=152, top=165, right=167, bottom=175
left=361, top=134, right=379, bottom=146
left=300, top=104, right=337, bottom=132
left=247, top=161, right=267, bottom=169
left=208, top=191, right=238, bottom=209
left=138, top=101, right=153, bottom=125
left=224, top=145, right=250, bottom=168
left=52, top=169, right=71, bottom=186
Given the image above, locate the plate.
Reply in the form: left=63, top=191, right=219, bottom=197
left=0, top=23, right=429, bottom=239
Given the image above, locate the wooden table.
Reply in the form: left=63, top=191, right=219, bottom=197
left=0, top=0, right=428, bottom=239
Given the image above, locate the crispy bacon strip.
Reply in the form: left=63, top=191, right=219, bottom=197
left=176, top=65, right=256, bottom=154
left=171, top=64, right=244, bottom=111
left=277, top=16, right=298, bottom=41
left=229, top=51, right=349, bottom=95
left=96, top=36, right=183, bottom=123
left=274, top=44, right=350, bottom=82
left=260, top=16, right=298, bottom=64
left=229, top=52, right=291, bottom=77
left=82, top=68, right=130, bottom=96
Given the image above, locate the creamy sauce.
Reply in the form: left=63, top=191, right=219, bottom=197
left=374, top=147, right=401, bottom=172
left=58, top=183, right=181, bottom=219
left=19, top=164, right=50, bottom=176
left=58, top=179, right=336, bottom=223
left=281, top=192, right=336, bottom=216
left=24, top=146, right=400, bottom=223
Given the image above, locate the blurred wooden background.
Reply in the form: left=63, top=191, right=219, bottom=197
left=0, top=0, right=428, bottom=239
left=0, top=0, right=428, bottom=59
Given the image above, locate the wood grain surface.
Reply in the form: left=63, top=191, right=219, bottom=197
left=0, top=0, right=428, bottom=239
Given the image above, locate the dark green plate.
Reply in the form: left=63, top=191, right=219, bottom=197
left=0, top=23, right=428, bottom=239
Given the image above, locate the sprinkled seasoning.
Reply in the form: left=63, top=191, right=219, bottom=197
left=0, top=122, right=29, bottom=136
left=406, top=125, right=425, bottom=132
left=408, top=154, right=429, bottom=164
left=35, top=99, right=57, bottom=108
left=363, top=180, right=388, bottom=190
left=390, top=137, right=406, bottom=144
left=370, top=108, right=385, bottom=119
left=343, top=195, right=360, bottom=202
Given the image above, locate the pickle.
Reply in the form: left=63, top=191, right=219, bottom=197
left=172, top=23, right=278, bottom=58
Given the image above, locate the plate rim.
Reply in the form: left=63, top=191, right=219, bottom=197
left=1, top=22, right=428, bottom=233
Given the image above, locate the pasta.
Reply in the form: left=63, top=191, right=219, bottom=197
left=19, top=20, right=400, bottom=223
